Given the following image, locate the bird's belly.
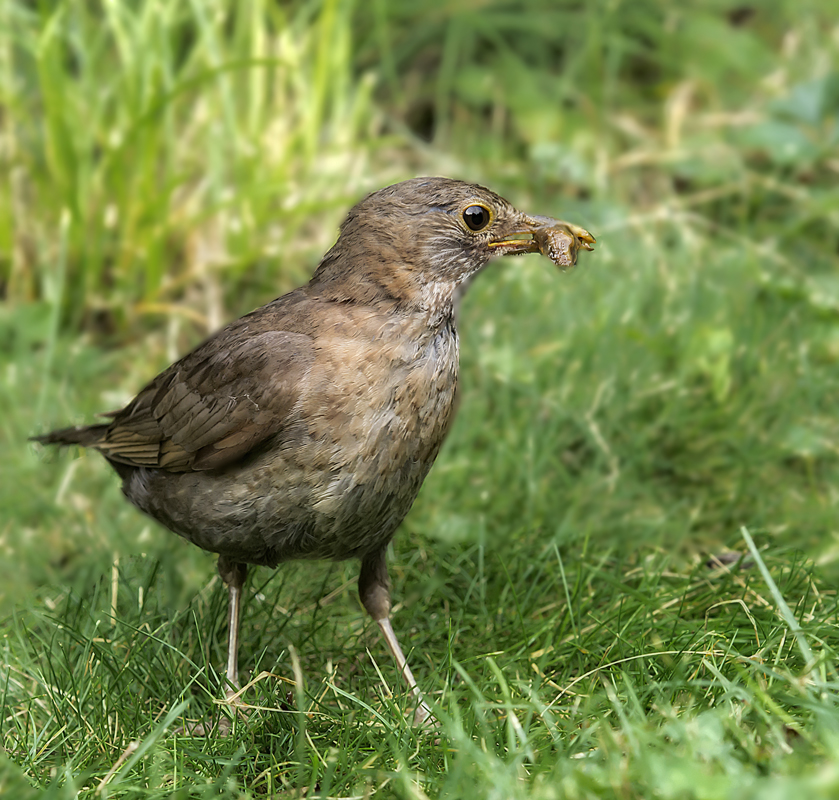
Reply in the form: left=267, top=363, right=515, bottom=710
left=127, top=325, right=459, bottom=566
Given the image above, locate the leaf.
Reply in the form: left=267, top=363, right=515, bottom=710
left=769, top=73, right=839, bottom=125
left=684, top=326, right=734, bottom=403
left=738, top=120, right=819, bottom=166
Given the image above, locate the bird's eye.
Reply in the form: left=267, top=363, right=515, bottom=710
left=462, top=204, right=491, bottom=232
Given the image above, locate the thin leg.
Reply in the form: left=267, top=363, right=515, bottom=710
left=217, top=557, right=248, bottom=702
left=359, top=550, right=433, bottom=725
left=375, top=616, right=421, bottom=699
left=175, top=557, right=248, bottom=737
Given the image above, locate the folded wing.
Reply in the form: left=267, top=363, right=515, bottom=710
left=97, top=329, right=313, bottom=472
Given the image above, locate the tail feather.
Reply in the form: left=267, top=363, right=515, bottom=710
left=31, top=424, right=110, bottom=448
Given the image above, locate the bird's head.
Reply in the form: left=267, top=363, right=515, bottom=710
left=311, top=177, right=594, bottom=319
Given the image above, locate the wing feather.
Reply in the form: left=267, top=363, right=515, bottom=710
left=97, top=328, right=314, bottom=473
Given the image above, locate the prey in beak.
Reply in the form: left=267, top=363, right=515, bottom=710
left=489, top=214, right=596, bottom=270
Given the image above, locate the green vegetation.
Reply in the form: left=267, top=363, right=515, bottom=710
left=2, top=0, right=839, bottom=797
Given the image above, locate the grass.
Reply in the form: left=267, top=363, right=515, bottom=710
left=2, top=0, right=839, bottom=797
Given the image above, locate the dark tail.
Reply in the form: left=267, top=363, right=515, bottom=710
left=30, top=424, right=110, bottom=448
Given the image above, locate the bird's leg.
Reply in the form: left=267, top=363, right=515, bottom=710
left=358, top=550, right=433, bottom=725
left=217, top=556, right=248, bottom=705
left=174, top=557, right=248, bottom=737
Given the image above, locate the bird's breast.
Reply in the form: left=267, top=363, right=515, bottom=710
left=304, top=315, right=459, bottom=477
left=285, top=313, right=460, bottom=549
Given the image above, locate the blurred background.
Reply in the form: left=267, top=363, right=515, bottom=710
left=2, top=0, right=839, bottom=796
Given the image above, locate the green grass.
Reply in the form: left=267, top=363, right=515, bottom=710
left=3, top=0, right=839, bottom=797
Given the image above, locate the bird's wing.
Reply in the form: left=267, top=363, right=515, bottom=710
left=96, top=329, right=314, bottom=472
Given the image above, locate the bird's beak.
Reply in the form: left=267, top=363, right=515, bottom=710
left=488, top=214, right=595, bottom=268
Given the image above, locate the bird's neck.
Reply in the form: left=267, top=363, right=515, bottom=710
left=309, top=247, right=458, bottom=329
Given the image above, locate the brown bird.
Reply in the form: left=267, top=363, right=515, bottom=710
left=33, top=177, right=594, bottom=727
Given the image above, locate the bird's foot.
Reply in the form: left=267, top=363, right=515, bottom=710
left=173, top=686, right=249, bottom=737
left=411, top=697, right=439, bottom=729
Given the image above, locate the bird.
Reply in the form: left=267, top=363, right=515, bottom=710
left=32, top=177, right=595, bottom=728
